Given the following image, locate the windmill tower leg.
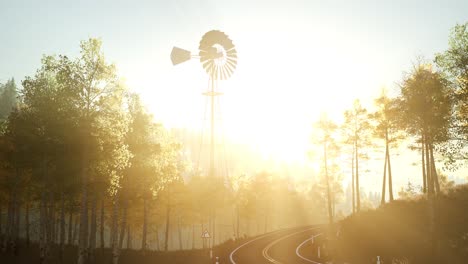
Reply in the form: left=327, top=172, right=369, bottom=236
left=210, top=77, right=215, bottom=179
left=209, top=77, right=216, bottom=248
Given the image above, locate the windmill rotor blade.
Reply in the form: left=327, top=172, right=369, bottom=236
left=205, top=61, right=215, bottom=77
left=226, top=57, right=237, bottom=65
left=227, top=53, right=237, bottom=59
left=200, top=55, right=211, bottom=63
left=171, top=47, right=191, bottom=66
left=223, top=64, right=234, bottom=78
left=226, top=60, right=237, bottom=72
left=202, top=60, right=213, bottom=70
left=221, top=65, right=229, bottom=80
left=226, top=60, right=237, bottom=70
left=226, top=55, right=237, bottom=62
left=219, top=66, right=225, bottom=80
left=199, top=30, right=237, bottom=79
left=213, top=65, right=218, bottom=80
left=226, top=49, right=237, bottom=55
left=216, top=66, right=222, bottom=80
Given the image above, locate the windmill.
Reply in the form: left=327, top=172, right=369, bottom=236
left=170, top=30, right=237, bottom=179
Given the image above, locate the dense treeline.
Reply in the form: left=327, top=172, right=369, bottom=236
left=0, top=39, right=325, bottom=264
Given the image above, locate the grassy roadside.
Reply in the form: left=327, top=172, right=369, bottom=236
left=332, top=184, right=468, bottom=264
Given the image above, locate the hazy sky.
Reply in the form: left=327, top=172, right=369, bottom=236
left=1, top=0, right=467, bottom=193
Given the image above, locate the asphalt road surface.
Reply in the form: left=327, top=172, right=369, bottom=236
left=229, top=226, right=325, bottom=264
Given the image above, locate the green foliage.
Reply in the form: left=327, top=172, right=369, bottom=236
left=0, top=78, right=18, bottom=120
left=369, top=89, right=404, bottom=146
left=397, top=181, right=421, bottom=200
left=343, top=99, right=374, bottom=149
left=435, top=23, right=468, bottom=109
left=435, top=22, right=468, bottom=167
left=397, top=65, right=452, bottom=144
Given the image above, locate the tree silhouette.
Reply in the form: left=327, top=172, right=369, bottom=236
left=369, top=89, right=404, bottom=204
left=397, top=63, right=452, bottom=261
left=342, top=100, right=373, bottom=212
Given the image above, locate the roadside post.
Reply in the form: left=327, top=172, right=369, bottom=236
left=201, top=229, right=212, bottom=259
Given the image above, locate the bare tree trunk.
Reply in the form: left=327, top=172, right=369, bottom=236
left=164, top=202, right=171, bottom=251
left=8, top=168, right=20, bottom=255
left=355, top=139, right=360, bottom=212
left=126, top=225, right=131, bottom=249
left=25, top=199, right=30, bottom=247
left=5, top=193, right=13, bottom=252
left=89, top=195, right=97, bottom=262
left=178, top=217, right=183, bottom=250
left=381, top=147, right=388, bottom=205
left=201, top=222, right=205, bottom=249
left=422, top=136, right=427, bottom=193
left=212, top=214, right=216, bottom=246
left=206, top=213, right=213, bottom=248
left=142, top=198, right=148, bottom=253
left=59, top=191, right=66, bottom=263
left=49, top=193, right=55, bottom=245
left=3, top=191, right=11, bottom=252
left=76, top=174, right=89, bottom=264
left=208, top=215, right=212, bottom=247
left=324, top=140, right=333, bottom=226
left=39, top=192, right=47, bottom=264
left=429, top=141, right=441, bottom=260
left=386, top=133, right=394, bottom=202
left=192, top=224, right=195, bottom=249
left=351, top=147, right=355, bottom=214
left=429, top=142, right=440, bottom=194
left=77, top=181, right=88, bottom=264
left=68, top=211, right=73, bottom=245
left=100, top=199, right=105, bottom=250
left=73, top=215, right=79, bottom=245
left=185, top=227, right=190, bottom=249
left=425, top=139, right=434, bottom=194
left=13, top=194, right=20, bottom=255
left=332, top=193, right=336, bottom=218
left=111, top=195, right=120, bottom=264
left=0, top=206, right=2, bottom=240
left=236, top=205, right=240, bottom=239
left=118, top=200, right=127, bottom=250
left=78, top=132, right=89, bottom=264
left=155, top=227, right=160, bottom=251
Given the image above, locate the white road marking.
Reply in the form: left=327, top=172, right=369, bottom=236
left=295, top=234, right=323, bottom=264
left=262, top=227, right=320, bottom=264
left=229, top=229, right=286, bottom=264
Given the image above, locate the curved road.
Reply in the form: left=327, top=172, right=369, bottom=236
left=229, top=226, right=324, bottom=264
